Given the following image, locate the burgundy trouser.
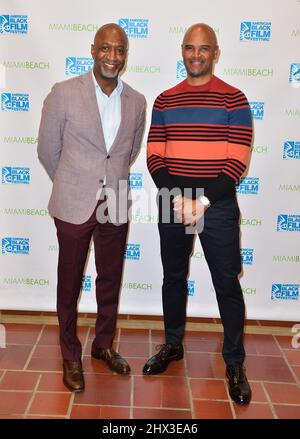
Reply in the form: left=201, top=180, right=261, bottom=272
left=54, top=206, right=128, bottom=361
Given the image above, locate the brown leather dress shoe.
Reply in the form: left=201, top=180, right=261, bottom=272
left=91, top=344, right=131, bottom=375
left=63, top=360, right=84, bottom=393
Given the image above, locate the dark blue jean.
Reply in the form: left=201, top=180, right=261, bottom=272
left=158, top=196, right=245, bottom=366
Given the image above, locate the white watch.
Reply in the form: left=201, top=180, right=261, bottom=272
left=199, top=195, right=211, bottom=208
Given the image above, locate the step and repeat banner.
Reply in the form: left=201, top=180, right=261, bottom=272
left=0, top=0, right=299, bottom=320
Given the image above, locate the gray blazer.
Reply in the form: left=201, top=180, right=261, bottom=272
left=38, top=71, right=146, bottom=224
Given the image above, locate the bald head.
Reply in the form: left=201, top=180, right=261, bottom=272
left=183, top=23, right=218, bottom=48
left=181, top=23, right=219, bottom=84
left=94, top=23, right=128, bottom=48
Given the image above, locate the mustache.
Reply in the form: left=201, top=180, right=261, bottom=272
left=189, top=57, right=205, bottom=62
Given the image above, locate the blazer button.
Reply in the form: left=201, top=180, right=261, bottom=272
left=107, top=155, right=110, bottom=159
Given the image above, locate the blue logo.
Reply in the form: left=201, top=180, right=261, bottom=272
left=129, top=173, right=143, bottom=189
left=119, top=18, right=148, bottom=38
left=2, top=237, right=30, bottom=255
left=1, top=93, right=29, bottom=111
left=65, top=57, right=93, bottom=76
left=241, top=248, right=254, bottom=265
left=187, top=280, right=195, bottom=296
left=81, top=275, right=92, bottom=292
left=283, top=141, right=300, bottom=159
left=2, top=167, right=30, bottom=184
left=277, top=215, right=300, bottom=232
left=249, top=102, right=264, bottom=120
left=271, top=284, right=299, bottom=301
left=240, top=22, right=271, bottom=42
left=0, top=15, right=28, bottom=35
left=125, top=244, right=141, bottom=260
left=176, top=60, right=187, bottom=80
left=289, top=63, right=300, bottom=85
left=236, top=177, right=259, bottom=195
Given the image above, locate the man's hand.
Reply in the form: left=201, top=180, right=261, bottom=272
left=173, top=195, right=206, bottom=226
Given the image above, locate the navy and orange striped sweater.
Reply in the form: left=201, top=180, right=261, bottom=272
left=147, top=75, right=253, bottom=204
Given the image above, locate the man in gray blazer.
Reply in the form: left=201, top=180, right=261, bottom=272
left=38, top=23, right=146, bottom=392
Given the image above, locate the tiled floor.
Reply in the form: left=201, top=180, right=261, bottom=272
left=0, top=315, right=300, bottom=419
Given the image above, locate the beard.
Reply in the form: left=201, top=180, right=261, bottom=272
left=184, top=58, right=211, bottom=78
left=94, top=60, right=122, bottom=79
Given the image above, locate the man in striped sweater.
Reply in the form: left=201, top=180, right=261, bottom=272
left=143, top=23, right=253, bottom=405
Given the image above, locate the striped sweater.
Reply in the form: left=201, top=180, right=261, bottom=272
left=147, top=75, right=253, bottom=204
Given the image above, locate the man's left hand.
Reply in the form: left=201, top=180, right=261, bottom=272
left=173, top=196, right=206, bottom=226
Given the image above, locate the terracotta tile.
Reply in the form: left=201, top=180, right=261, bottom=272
left=259, top=320, right=295, bottom=328
left=193, top=400, right=233, bottom=419
left=38, top=372, right=68, bottom=392
left=245, top=355, right=295, bottom=382
left=244, top=334, right=281, bottom=356
left=38, top=325, right=60, bottom=345
left=151, top=330, right=165, bottom=344
left=190, top=378, right=228, bottom=400
left=26, top=356, right=62, bottom=372
left=0, top=371, right=40, bottom=391
left=4, top=324, right=43, bottom=344
left=38, top=325, right=88, bottom=346
left=74, top=374, right=131, bottom=406
left=184, top=331, right=223, bottom=352
left=275, top=336, right=294, bottom=350
left=284, top=350, right=300, bottom=366
left=29, top=392, right=71, bottom=416
left=0, top=415, right=24, bottom=419
left=0, top=391, right=32, bottom=415
left=83, top=338, right=93, bottom=355
left=187, top=317, right=216, bottom=324
left=249, top=382, right=268, bottom=402
left=1, top=310, right=42, bottom=316
left=264, top=383, right=300, bottom=404
left=41, top=312, right=58, bottom=317
left=274, top=404, right=300, bottom=419
left=119, top=341, right=149, bottom=358
left=32, top=345, right=61, bottom=358
left=85, top=313, right=97, bottom=319
left=0, top=345, right=32, bottom=369
left=159, top=359, right=186, bottom=377
left=119, top=328, right=150, bottom=342
left=134, top=408, right=192, bottom=419
left=186, top=352, right=225, bottom=378
left=134, top=376, right=190, bottom=409
left=218, top=318, right=259, bottom=326
left=234, top=403, right=274, bottom=419
left=26, top=415, right=66, bottom=419
left=129, top=315, right=164, bottom=321
left=125, top=357, right=145, bottom=375
left=70, top=405, right=130, bottom=419
left=292, top=366, right=300, bottom=381
left=244, top=320, right=260, bottom=326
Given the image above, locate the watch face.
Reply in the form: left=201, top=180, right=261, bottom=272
left=200, top=196, right=209, bottom=206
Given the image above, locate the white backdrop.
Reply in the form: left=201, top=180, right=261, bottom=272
left=0, top=0, right=299, bottom=320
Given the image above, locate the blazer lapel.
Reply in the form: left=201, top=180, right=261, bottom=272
left=79, top=72, right=106, bottom=152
